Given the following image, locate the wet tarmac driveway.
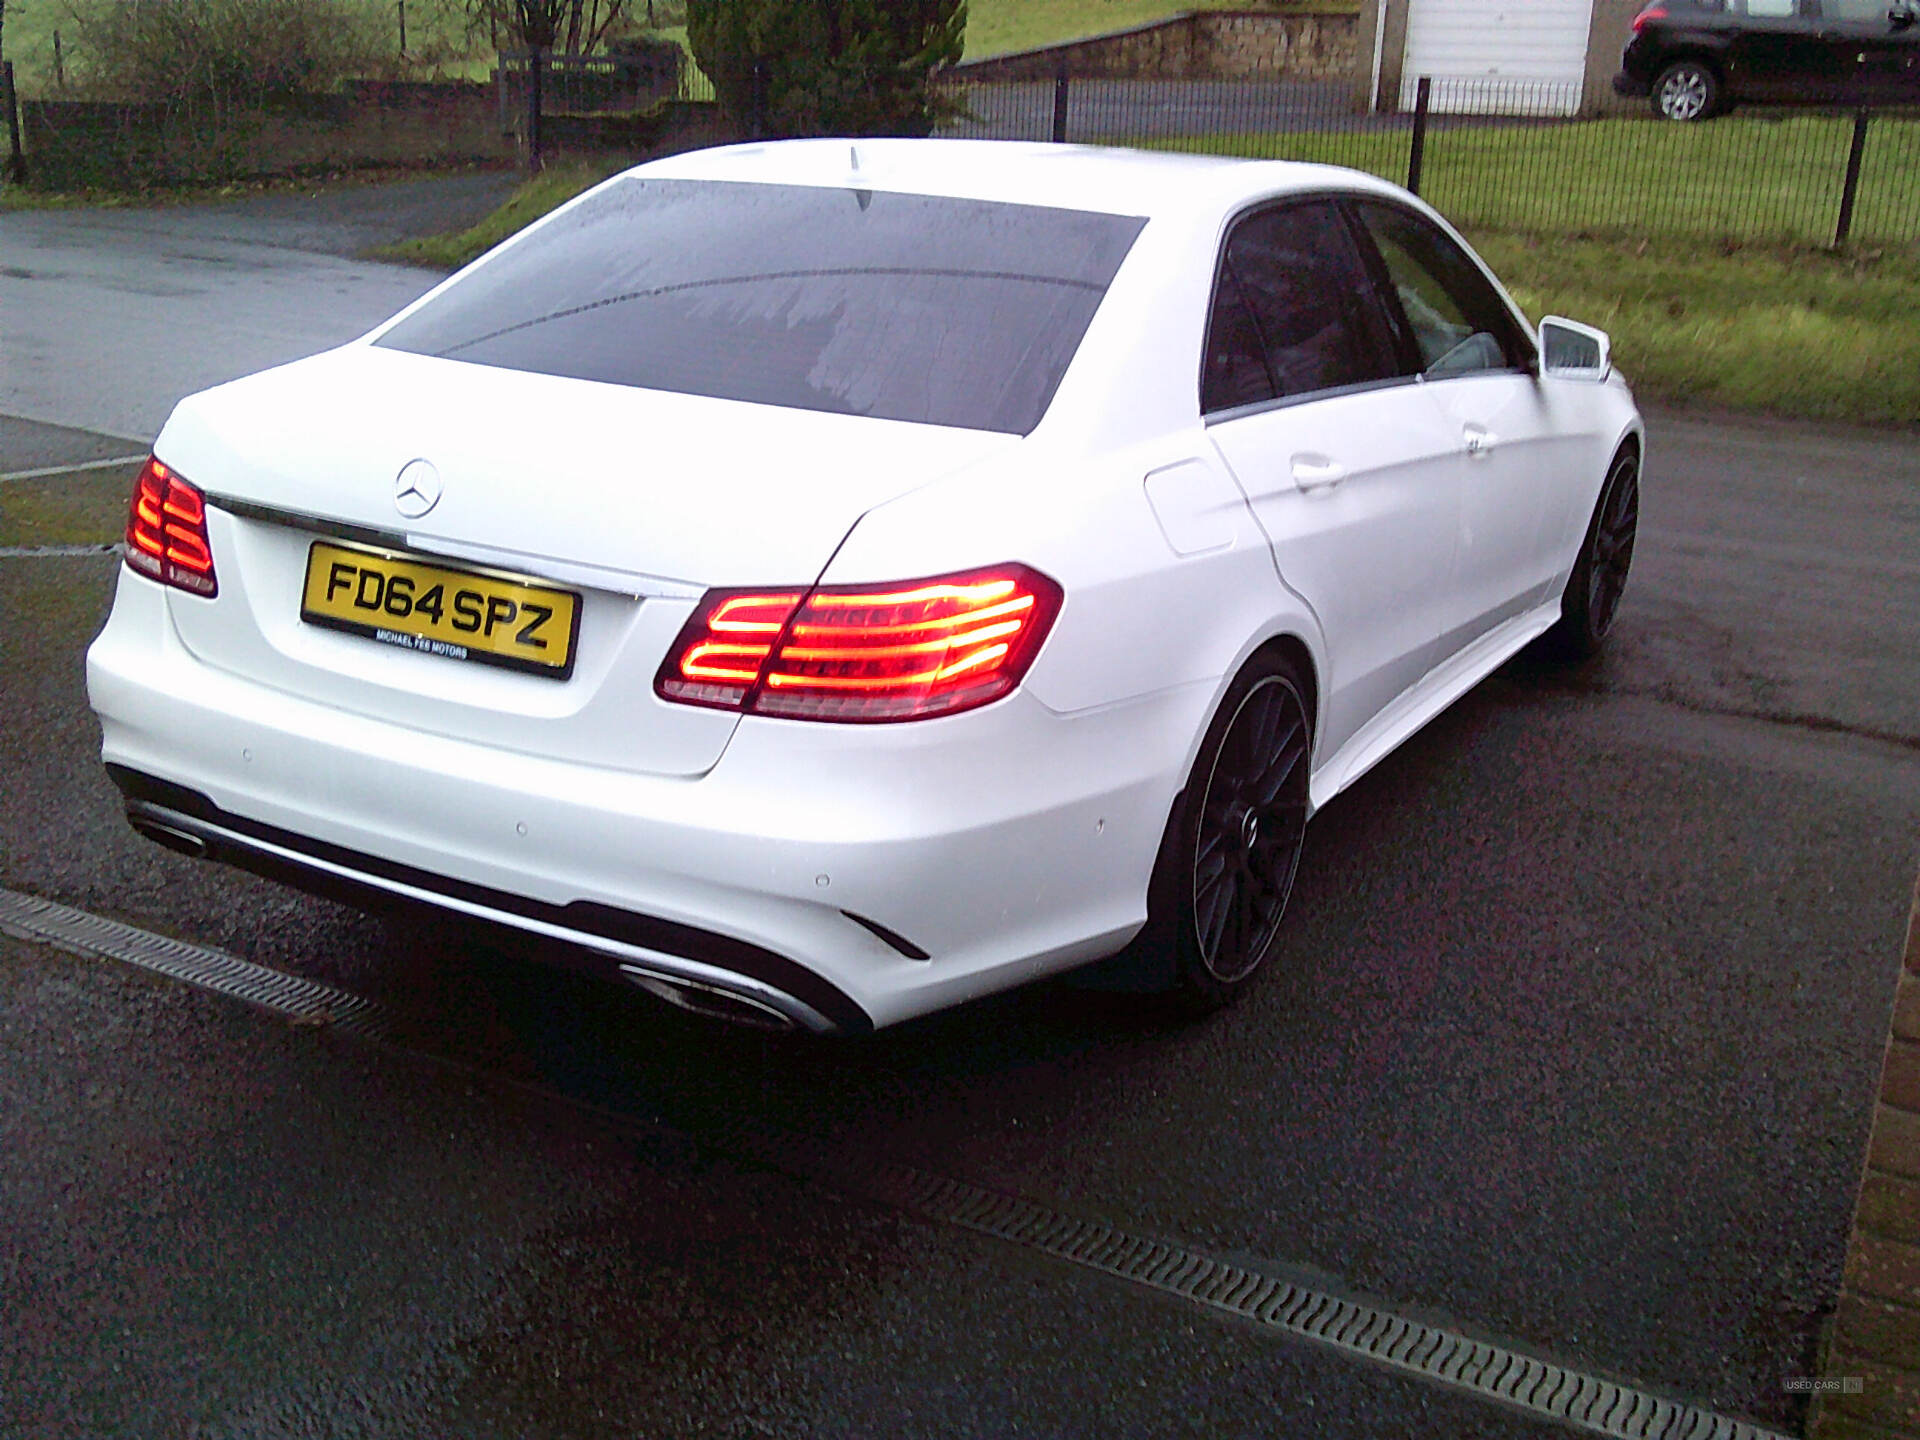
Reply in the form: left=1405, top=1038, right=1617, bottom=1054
left=2, top=179, right=1918, bottom=1439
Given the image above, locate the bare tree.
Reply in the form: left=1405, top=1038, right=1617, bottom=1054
left=471, top=0, right=633, bottom=169
left=564, top=0, right=633, bottom=56
left=510, top=0, right=564, bottom=171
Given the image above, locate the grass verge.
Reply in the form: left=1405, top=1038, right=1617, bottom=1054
left=1474, top=231, right=1920, bottom=427
left=1, top=158, right=512, bottom=214
left=367, top=159, right=623, bottom=268
left=0, top=470, right=142, bottom=548
left=1154, top=112, right=1920, bottom=251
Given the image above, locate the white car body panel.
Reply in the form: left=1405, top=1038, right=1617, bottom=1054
left=87, top=139, right=1643, bottom=1032
left=158, top=343, right=1020, bottom=590
left=1209, top=386, right=1465, bottom=762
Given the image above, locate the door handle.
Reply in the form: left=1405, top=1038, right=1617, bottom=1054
left=1290, top=454, right=1346, bottom=492
left=1463, top=424, right=1498, bottom=459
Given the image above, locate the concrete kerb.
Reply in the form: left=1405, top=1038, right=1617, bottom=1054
left=1811, top=867, right=1920, bottom=1439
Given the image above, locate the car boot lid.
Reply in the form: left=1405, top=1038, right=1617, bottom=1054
left=151, top=343, right=1022, bottom=592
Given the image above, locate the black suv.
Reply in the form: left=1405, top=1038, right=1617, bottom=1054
left=1616, top=0, right=1920, bottom=119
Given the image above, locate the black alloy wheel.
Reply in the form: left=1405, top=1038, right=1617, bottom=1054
left=1162, top=655, right=1313, bottom=1010
left=1551, top=446, right=1640, bottom=659
left=1652, top=59, right=1718, bottom=120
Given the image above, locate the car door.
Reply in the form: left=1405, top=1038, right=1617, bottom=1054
left=1891, top=0, right=1920, bottom=99
left=1201, top=198, right=1467, bottom=762
left=1347, top=199, right=1582, bottom=653
left=1812, top=0, right=1918, bottom=102
left=1728, top=0, right=1836, bottom=100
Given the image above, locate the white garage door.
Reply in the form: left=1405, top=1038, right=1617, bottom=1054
left=1398, top=0, right=1594, bottom=116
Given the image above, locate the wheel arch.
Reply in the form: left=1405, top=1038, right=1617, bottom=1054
left=1658, top=48, right=1724, bottom=81
left=1252, top=632, right=1320, bottom=750
left=1120, top=626, right=1321, bottom=1004
left=1169, top=623, right=1325, bottom=827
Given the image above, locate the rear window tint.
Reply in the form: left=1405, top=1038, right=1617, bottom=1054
left=375, top=177, right=1147, bottom=436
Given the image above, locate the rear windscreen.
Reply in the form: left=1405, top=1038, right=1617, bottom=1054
left=375, top=177, right=1147, bottom=436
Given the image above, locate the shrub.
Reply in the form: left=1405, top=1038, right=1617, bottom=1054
left=604, top=31, right=685, bottom=93
left=686, top=0, right=966, bottom=138
left=63, top=0, right=387, bottom=112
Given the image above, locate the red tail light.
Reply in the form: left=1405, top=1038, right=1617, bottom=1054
left=124, top=457, right=217, bottom=598
left=657, top=565, right=1063, bottom=723
left=1631, top=5, right=1667, bottom=32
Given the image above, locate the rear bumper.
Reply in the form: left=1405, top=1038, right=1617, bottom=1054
left=109, top=764, right=868, bottom=1033
left=88, top=567, right=1205, bottom=1030
left=1612, top=71, right=1649, bottom=98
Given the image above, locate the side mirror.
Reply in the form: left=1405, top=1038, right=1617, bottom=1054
left=1892, top=3, right=1916, bottom=29
left=1538, top=316, right=1612, bottom=381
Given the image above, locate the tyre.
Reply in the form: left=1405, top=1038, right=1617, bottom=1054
left=1137, top=652, right=1313, bottom=1013
left=1651, top=59, right=1718, bottom=120
left=1549, top=446, right=1639, bottom=660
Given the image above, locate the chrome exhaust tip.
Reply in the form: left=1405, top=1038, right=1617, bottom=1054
left=619, top=967, right=798, bottom=1033
left=129, top=814, right=210, bottom=860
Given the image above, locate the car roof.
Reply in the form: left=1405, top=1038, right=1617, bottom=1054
left=631, top=138, right=1406, bottom=225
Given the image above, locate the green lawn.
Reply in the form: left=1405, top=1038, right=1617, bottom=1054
left=0, top=468, right=140, bottom=548
left=963, top=0, right=1356, bottom=60
left=1475, top=231, right=1920, bottom=426
left=0, top=0, right=481, bottom=93
left=1151, top=111, right=1920, bottom=249
left=3, top=1, right=1361, bottom=91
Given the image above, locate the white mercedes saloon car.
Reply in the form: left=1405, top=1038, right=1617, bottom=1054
left=88, top=139, right=1642, bottom=1035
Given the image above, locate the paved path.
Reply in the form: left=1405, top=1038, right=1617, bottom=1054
left=0, top=171, right=518, bottom=440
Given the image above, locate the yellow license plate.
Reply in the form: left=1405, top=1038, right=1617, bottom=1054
left=300, top=540, right=581, bottom=680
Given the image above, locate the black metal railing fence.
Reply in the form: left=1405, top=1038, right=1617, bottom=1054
left=936, top=71, right=1920, bottom=250
left=495, top=47, right=704, bottom=124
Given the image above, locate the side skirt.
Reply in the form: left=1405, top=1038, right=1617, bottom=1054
left=1309, top=600, right=1563, bottom=810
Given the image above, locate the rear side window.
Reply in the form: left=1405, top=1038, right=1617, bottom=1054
left=1202, top=200, right=1398, bottom=415
left=376, top=178, right=1147, bottom=436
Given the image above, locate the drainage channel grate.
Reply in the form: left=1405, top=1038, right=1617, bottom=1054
left=748, top=1150, right=1789, bottom=1440
left=1, top=886, right=1792, bottom=1439
left=0, top=888, right=385, bottom=1037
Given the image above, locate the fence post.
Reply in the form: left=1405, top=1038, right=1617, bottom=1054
left=527, top=46, right=546, bottom=174
left=1051, top=59, right=1070, bottom=145
left=1833, top=108, right=1871, bottom=249
left=750, top=59, right=769, bottom=141
left=3, top=62, right=24, bottom=187
left=1406, top=76, right=1430, bottom=196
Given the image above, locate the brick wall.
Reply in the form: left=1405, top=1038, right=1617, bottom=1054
left=1198, top=13, right=1358, bottom=80
left=953, top=10, right=1359, bottom=83
left=1811, top=871, right=1920, bottom=1439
